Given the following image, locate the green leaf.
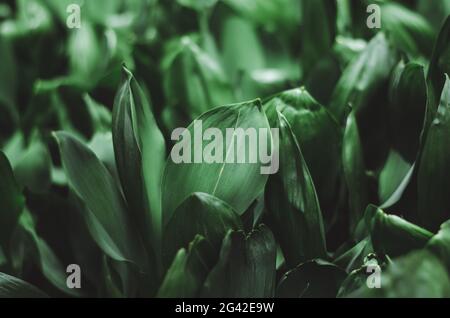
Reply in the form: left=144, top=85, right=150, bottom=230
left=84, top=94, right=112, bottom=133
left=417, top=0, right=450, bottom=31
left=342, top=111, right=368, bottom=231
left=277, top=259, right=346, bottom=298
left=158, top=235, right=215, bottom=298
left=265, top=111, right=327, bottom=267
left=348, top=250, right=450, bottom=297
left=12, top=139, right=52, bottom=194
left=418, top=75, right=450, bottom=231
left=54, top=131, right=147, bottom=269
left=334, top=237, right=374, bottom=273
left=337, top=257, right=381, bottom=298
left=427, top=220, right=450, bottom=272
left=177, top=0, right=217, bottom=11
left=17, top=209, right=80, bottom=296
left=426, top=16, right=450, bottom=121
left=223, top=0, right=300, bottom=34
left=264, top=87, right=342, bottom=218
left=112, top=66, right=166, bottom=262
left=201, top=225, right=276, bottom=297
left=162, top=192, right=242, bottom=268
left=0, top=35, right=17, bottom=125
left=329, top=32, right=398, bottom=122
left=381, top=2, right=434, bottom=57
left=221, top=16, right=265, bottom=80
left=388, top=62, right=427, bottom=162
left=0, top=272, right=48, bottom=298
left=162, top=98, right=271, bottom=224
left=0, top=151, right=24, bottom=256
left=365, top=205, right=433, bottom=258
left=378, top=150, right=412, bottom=204
left=162, top=35, right=234, bottom=121
left=300, top=0, right=336, bottom=77
left=67, top=22, right=106, bottom=88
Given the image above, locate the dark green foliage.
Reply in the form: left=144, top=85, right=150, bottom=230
left=1, top=0, right=450, bottom=298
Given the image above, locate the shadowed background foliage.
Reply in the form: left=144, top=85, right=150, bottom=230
left=1, top=0, right=450, bottom=298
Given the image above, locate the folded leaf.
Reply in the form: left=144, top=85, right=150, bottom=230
left=113, top=66, right=166, bottom=262
left=265, top=111, right=327, bottom=267
left=264, top=87, right=342, bottom=217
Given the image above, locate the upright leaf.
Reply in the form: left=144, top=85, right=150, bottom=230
left=264, top=87, right=342, bottom=217
left=342, top=111, right=368, bottom=231
left=162, top=35, right=233, bottom=121
left=329, top=32, right=398, bottom=122
left=300, top=0, right=336, bottom=77
left=113, top=66, right=166, bottom=260
left=427, top=220, right=450, bottom=272
left=388, top=62, right=427, bottom=162
left=426, top=16, right=450, bottom=121
left=0, top=151, right=24, bottom=256
left=265, top=111, right=327, bottom=267
left=54, top=132, right=147, bottom=268
left=418, top=76, right=450, bottom=231
left=381, top=2, right=434, bottom=57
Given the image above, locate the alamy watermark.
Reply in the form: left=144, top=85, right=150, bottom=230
left=170, top=120, right=279, bottom=175
left=66, top=4, right=81, bottom=29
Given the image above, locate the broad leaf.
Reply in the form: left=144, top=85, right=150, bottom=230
left=162, top=98, right=272, bottom=224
